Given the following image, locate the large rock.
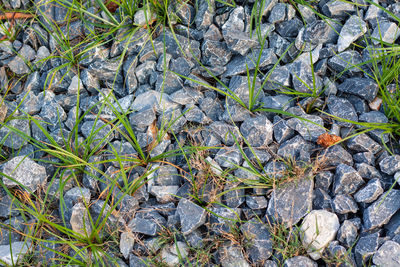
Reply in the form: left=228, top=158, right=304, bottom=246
left=301, top=210, right=340, bottom=260
left=2, top=156, right=46, bottom=192
left=267, top=177, right=313, bottom=226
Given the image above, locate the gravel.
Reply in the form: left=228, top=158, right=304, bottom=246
left=1, top=0, right=400, bottom=265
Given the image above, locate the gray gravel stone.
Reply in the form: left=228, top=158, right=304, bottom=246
left=379, top=155, right=400, bottom=175
left=267, top=177, right=313, bottom=227
left=286, top=114, right=325, bottom=142
left=333, top=164, right=365, bottom=195
left=337, top=220, right=358, bottom=247
left=327, top=95, right=358, bottom=127
left=363, top=190, right=400, bottom=230
left=337, top=15, right=367, bottom=52
left=355, top=232, right=379, bottom=266
left=88, top=59, right=123, bottom=83
left=2, top=156, right=46, bottom=192
left=373, top=240, right=400, bottom=267
left=337, top=78, right=378, bottom=103
left=223, top=30, right=258, bottom=56
left=81, top=120, right=113, bottom=149
left=209, top=207, right=240, bottom=235
left=277, top=135, right=311, bottom=163
left=177, top=198, right=206, bottom=235
left=354, top=178, right=383, bottom=204
left=224, top=48, right=277, bottom=77
left=209, top=121, right=242, bottom=146
left=315, top=171, right=333, bottom=190
left=240, top=115, right=273, bottom=147
left=241, top=218, right=273, bottom=263
left=346, top=133, right=381, bottom=154
left=8, top=56, right=30, bottom=75
left=322, top=0, right=355, bottom=19
left=214, top=145, right=243, bottom=169
left=218, top=243, right=250, bottom=267
left=128, top=217, right=160, bottom=236
left=273, top=116, right=295, bottom=144
left=371, top=20, right=400, bottom=45
left=333, top=194, right=358, bottom=214
left=328, top=50, right=363, bottom=76
left=283, top=256, right=317, bottom=267
left=0, top=116, right=30, bottom=149
left=202, top=40, right=232, bottom=66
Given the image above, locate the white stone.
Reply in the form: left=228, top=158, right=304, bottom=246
left=301, top=210, right=340, bottom=260
left=337, top=15, right=367, bottom=52
left=134, top=8, right=156, bottom=26
left=120, top=232, right=135, bottom=259
left=68, top=75, right=83, bottom=94
left=0, top=241, right=31, bottom=265
left=161, top=242, right=189, bottom=266
left=373, top=240, right=400, bottom=266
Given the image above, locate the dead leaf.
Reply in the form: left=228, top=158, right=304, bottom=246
left=317, top=132, right=342, bottom=148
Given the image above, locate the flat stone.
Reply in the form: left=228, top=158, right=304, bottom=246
left=373, top=240, right=400, bottom=266
left=337, top=78, right=378, bottom=102
left=371, top=21, right=400, bottom=45
left=177, top=198, right=206, bottom=235
left=327, top=95, right=358, bottom=127
left=337, top=15, right=367, bottom=52
left=2, top=156, right=46, bottom=192
left=301, top=210, right=339, bottom=260
left=267, top=177, right=313, bottom=227
left=240, top=218, right=273, bottom=264
left=283, top=256, right=317, bottom=267
left=333, top=164, right=365, bottom=195
left=363, top=190, right=400, bottom=230
left=356, top=163, right=381, bottom=181
left=359, top=111, right=389, bottom=144
left=127, top=217, right=160, bottom=236
left=333, top=194, right=358, bottom=214
left=240, top=115, right=273, bottom=147
left=354, top=178, right=383, bottom=204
